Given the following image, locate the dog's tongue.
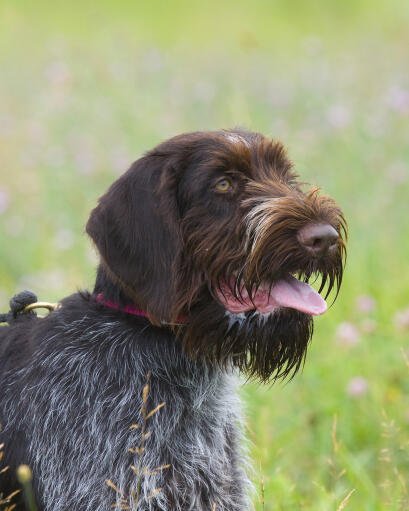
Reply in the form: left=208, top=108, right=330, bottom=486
left=216, top=275, right=327, bottom=316
left=263, top=276, right=327, bottom=316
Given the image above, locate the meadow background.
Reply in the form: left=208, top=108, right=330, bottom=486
left=1, top=1, right=409, bottom=509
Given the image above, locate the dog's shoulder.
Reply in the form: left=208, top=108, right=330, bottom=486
left=0, top=293, right=97, bottom=376
left=0, top=307, right=46, bottom=376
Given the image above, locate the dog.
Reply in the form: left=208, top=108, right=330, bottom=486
left=0, top=129, right=346, bottom=510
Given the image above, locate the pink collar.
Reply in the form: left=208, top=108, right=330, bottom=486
left=95, top=293, right=185, bottom=325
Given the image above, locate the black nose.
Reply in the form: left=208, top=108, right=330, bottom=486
left=297, top=223, right=339, bottom=257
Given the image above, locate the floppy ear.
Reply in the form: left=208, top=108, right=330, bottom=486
left=86, top=153, right=182, bottom=323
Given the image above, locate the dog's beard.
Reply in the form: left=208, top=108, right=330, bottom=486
left=181, top=290, right=313, bottom=383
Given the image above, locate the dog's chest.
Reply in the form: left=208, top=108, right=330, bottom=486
left=6, top=318, right=249, bottom=510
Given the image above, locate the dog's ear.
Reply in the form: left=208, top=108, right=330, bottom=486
left=86, top=153, right=181, bottom=323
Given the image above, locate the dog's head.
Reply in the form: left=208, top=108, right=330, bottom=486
left=87, top=130, right=347, bottom=382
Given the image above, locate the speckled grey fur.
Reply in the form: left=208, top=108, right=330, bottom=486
left=1, top=296, right=252, bottom=510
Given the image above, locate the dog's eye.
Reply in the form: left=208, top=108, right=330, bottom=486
left=215, top=178, right=233, bottom=192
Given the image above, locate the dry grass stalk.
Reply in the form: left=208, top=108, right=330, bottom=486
left=105, top=479, right=121, bottom=494
left=378, top=408, right=409, bottom=508
left=260, top=474, right=265, bottom=511
left=400, top=347, right=409, bottom=372
left=0, top=435, right=22, bottom=511
left=393, top=466, right=408, bottom=495
left=147, top=488, right=162, bottom=500
left=332, top=414, right=340, bottom=455
left=0, top=490, right=21, bottom=510
left=106, top=372, right=170, bottom=509
left=336, top=488, right=356, bottom=510
left=145, top=403, right=165, bottom=420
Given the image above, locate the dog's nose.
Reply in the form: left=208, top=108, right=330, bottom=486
left=297, top=223, right=339, bottom=257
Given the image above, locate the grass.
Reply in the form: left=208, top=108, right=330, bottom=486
left=106, top=371, right=170, bottom=508
left=0, top=1, right=408, bottom=509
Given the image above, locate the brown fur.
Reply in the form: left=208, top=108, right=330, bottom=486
left=87, top=129, right=347, bottom=382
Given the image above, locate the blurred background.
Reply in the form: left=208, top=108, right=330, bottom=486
left=0, top=1, right=408, bottom=509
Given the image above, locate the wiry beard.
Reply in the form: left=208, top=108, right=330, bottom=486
left=173, top=188, right=346, bottom=383
left=180, top=289, right=313, bottom=383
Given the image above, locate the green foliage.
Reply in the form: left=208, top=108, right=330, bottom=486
left=0, top=1, right=408, bottom=509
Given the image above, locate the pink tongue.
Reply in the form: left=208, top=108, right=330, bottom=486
left=266, top=276, right=327, bottom=316
left=216, top=275, right=327, bottom=316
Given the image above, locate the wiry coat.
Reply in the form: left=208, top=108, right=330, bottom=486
left=0, top=295, right=250, bottom=510
left=0, top=129, right=346, bottom=510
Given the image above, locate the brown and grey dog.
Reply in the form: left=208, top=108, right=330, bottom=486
left=0, top=129, right=346, bottom=510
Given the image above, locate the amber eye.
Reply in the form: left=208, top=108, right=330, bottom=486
left=215, top=178, right=232, bottom=192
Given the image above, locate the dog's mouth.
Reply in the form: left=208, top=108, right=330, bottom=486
left=215, top=274, right=327, bottom=316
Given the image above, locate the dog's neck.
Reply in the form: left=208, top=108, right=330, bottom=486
left=93, top=265, right=136, bottom=309
left=93, top=265, right=185, bottom=325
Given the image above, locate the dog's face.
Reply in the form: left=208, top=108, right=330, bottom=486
left=87, top=130, right=347, bottom=382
